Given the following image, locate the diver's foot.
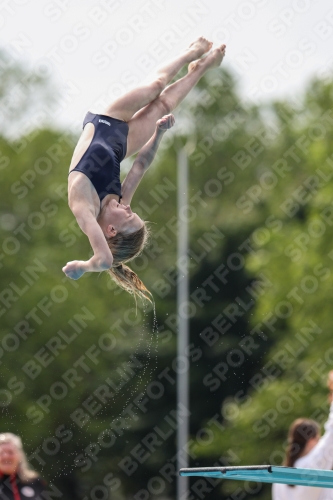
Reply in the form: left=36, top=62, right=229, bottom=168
left=186, top=36, right=213, bottom=61
left=188, top=44, right=226, bottom=73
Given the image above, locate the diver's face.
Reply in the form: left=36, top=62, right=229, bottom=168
left=104, top=199, right=144, bottom=236
left=0, top=442, right=20, bottom=475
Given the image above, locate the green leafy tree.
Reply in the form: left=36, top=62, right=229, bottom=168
left=3, top=45, right=333, bottom=500
left=193, top=78, right=333, bottom=500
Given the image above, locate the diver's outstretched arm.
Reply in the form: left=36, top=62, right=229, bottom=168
left=63, top=208, right=113, bottom=279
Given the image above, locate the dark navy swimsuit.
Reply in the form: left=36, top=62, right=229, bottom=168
left=70, top=112, right=129, bottom=202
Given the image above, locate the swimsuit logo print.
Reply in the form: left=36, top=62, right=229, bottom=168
left=99, top=119, right=111, bottom=126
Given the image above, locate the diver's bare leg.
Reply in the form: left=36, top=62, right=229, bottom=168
left=125, top=44, right=226, bottom=157
left=102, top=37, right=213, bottom=122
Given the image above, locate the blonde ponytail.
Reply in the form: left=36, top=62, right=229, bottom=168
left=107, top=263, right=152, bottom=301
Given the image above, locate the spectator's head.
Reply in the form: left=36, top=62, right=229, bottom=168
left=0, top=433, right=38, bottom=480
left=284, top=418, right=320, bottom=467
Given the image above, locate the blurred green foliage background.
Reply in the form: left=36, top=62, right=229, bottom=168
left=1, top=49, right=333, bottom=500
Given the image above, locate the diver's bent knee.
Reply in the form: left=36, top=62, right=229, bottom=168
left=145, top=78, right=165, bottom=100
left=156, top=95, right=172, bottom=115
left=152, top=77, right=166, bottom=95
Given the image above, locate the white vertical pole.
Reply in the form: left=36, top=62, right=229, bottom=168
left=177, top=148, right=189, bottom=500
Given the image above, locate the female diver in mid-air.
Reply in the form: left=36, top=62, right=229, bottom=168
left=63, top=37, right=226, bottom=299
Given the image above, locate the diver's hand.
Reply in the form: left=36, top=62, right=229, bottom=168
left=156, top=114, right=175, bottom=130
left=63, top=253, right=113, bottom=279
left=62, top=260, right=86, bottom=280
